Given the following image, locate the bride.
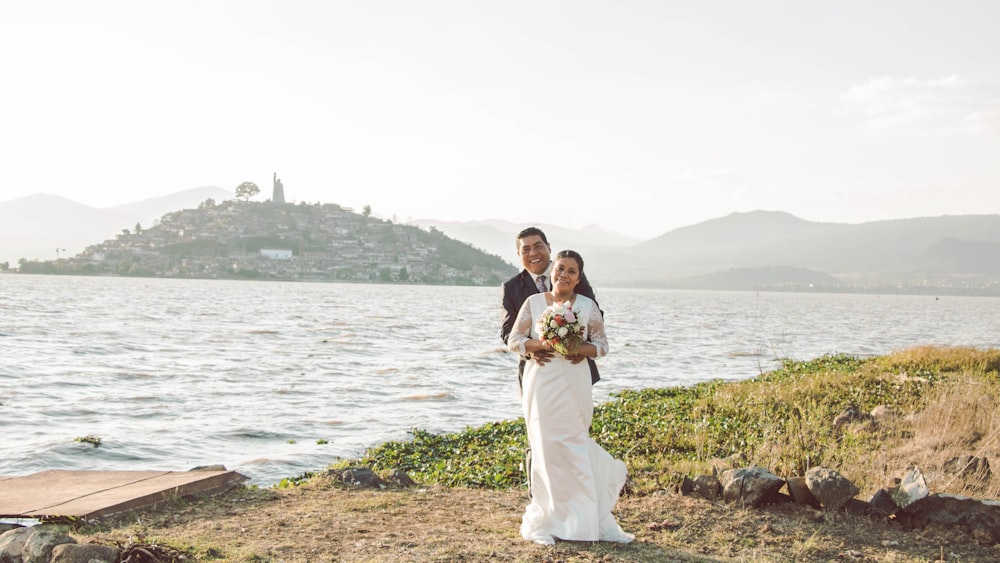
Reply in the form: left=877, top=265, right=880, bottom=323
left=506, top=249, right=634, bottom=545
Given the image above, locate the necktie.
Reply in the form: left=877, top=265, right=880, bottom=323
left=536, top=275, right=547, bottom=292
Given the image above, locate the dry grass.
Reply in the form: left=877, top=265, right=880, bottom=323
left=886, top=380, right=1000, bottom=499
left=74, top=477, right=1000, bottom=562
left=830, top=346, right=1000, bottom=501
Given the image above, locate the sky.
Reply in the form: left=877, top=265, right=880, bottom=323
left=2, top=1, right=999, bottom=239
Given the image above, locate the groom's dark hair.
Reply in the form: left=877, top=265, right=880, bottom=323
left=516, top=226, right=549, bottom=246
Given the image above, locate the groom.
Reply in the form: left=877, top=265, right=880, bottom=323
left=500, top=226, right=601, bottom=390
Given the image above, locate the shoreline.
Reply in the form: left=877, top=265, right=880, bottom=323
left=6, top=346, right=1000, bottom=561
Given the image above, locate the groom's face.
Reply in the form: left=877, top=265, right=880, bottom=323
left=517, top=234, right=551, bottom=276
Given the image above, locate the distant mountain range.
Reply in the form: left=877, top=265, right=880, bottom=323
left=406, top=219, right=643, bottom=264
left=0, top=187, right=232, bottom=266
left=623, top=211, right=1000, bottom=288
left=406, top=211, right=1000, bottom=295
left=3, top=189, right=999, bottom=295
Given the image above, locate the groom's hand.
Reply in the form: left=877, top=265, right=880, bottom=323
left=563, top=339, right=587, bottom=364
left=532, top=348, right=554, bottom=366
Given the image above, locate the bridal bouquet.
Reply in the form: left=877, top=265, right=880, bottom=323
left=536, top=301, right=585, bottom=356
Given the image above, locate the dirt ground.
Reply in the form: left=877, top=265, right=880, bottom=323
left=74, top=476, right=1000, bottom=562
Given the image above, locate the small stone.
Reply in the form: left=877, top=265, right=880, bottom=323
left=943, top=455, right=991, bottom=479
left=646, top=519, right=680, bottom=531
left=833, top=406, right=871, bottom=429
left=50, top=543, right=120, bottom=563
left=384, top=469, right=417, bottom=488
left=971, top=526, right=995, bottom=545
left=869, top=405, right=897, bottom=419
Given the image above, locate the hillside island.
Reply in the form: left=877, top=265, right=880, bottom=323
left=11, top=197, right=517, bottom=286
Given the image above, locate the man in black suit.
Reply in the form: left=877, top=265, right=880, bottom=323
left=500, top=226, right=600, bottom=390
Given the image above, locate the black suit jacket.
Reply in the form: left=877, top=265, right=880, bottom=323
left=500, top=269, right=601, bottom=387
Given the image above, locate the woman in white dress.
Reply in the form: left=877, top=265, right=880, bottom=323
left=507, top=250, right=634, bottom=545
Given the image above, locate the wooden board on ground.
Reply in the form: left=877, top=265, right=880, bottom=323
left=0, top=469, right=248, bottom=521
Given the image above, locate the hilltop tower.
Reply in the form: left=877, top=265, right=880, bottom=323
left=272, top=173, right=285, bottom=203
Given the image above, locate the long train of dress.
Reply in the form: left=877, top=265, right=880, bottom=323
left=509, top=293, right=633, bottom=544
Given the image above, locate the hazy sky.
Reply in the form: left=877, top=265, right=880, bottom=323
left=2, top=1, right=998, bottom=238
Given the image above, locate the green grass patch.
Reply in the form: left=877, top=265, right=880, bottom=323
left=330, top=346, right=1000, bottom=498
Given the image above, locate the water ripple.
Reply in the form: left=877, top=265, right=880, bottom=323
left=2, top=275, right=999, bottom=485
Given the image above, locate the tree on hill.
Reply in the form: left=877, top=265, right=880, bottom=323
left=236, top=181, right=260, bottom=201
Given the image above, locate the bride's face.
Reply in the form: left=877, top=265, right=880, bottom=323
left=551, top=257, right=580, bottom=293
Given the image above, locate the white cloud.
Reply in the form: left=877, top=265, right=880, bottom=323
left=669, top=169, right=742, bottom=185
left=839, top=76, right=1000, bottom=137
left=962, top=107, right=1000, bottom=134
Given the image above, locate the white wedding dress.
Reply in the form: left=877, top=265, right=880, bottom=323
left=507, top=293, right=633, bottom=545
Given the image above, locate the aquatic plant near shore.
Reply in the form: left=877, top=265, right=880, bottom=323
left=74, top=435, right=102, bottom=447
left=333, top=346, right=1000, bottom=501
left=342, top=420, right=529, bottom=489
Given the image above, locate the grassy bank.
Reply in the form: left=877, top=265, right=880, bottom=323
left=339, top=345, right=1000, bottom=500
left=74, top=345, right=1000, bottom=561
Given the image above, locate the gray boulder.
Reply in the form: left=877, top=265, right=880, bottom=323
left=340, top=466, right=384, bottom=488
left=869, top=405, right=898, bottom=420
left=681, top=474, right=722, bottom=500
left=384, top=469, right=417, bottom=488
left=22, top=526, right=76, bottom=563
left=904, top=494, right=1000, bottom=545
left=804, top=466, right=859, bottom=511
left=50, top=544, right=119, bottom=563
left=0, top=526, right=33, bottom=563
left=942, top=455, right=991, bottom=480
left=893, top=466, right=930, bottom=509
left=720, top=466, right=785, bottom=507
left=832, top=406, right=872, bottom=430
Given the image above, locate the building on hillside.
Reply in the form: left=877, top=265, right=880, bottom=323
left=260, top=248, right=293, bottom=260
left=273, top=172, right=285, bottom=203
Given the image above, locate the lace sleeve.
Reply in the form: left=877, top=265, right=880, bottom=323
left=507, top=299, right=534, bottom=356
left=587, top=302, right=608, bottom=358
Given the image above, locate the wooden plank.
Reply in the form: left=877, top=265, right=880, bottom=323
left=0, top=471, right=169, bottom=515
left=0, top=469, right=248, bottom=520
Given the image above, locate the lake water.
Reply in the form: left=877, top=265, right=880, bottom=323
left=2, top=274, right=999, bottom=486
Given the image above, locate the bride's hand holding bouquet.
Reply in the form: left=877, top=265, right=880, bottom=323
left=536, top=301, right=586, bottom=358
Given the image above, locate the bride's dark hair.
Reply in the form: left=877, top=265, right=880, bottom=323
left=555, top=249, right=584, bottom=272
